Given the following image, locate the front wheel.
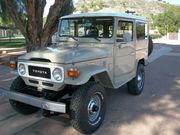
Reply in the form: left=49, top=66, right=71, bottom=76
left=127, top=63, right=145, bottom=95
left=70, top=82, right=106, bottom=134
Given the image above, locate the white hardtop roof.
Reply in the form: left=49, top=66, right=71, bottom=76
left=61, top=12, right=147, bottom=21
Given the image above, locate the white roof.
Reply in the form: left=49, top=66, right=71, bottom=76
left=61, top=12, right=146, bottom=21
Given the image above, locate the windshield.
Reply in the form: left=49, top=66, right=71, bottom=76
left=59, top=17, right=114, bottom=38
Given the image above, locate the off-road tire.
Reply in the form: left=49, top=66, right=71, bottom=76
left=9, top=76, right=39, bottom=115
left=70, top=82, right=106, bottom=134
left=127, top=64, right=145, bottom=95
left=148, top=36, right=153, bottom=56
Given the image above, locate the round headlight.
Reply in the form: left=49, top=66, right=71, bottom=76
left=18, top=64, right=26, bottom=75
left=52, top=68, right=62, bottom=81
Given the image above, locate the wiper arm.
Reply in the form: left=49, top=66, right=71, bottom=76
left=69, top=36, right=78, bottom=42
left=94, top=37, right=101, bottom=42
left=61, top=35, right=78, bottom=42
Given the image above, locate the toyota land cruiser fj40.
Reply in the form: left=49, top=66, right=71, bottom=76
left=0, top=12, right=153, bottom=134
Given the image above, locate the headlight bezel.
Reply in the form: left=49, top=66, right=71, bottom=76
left=52, top=68, right=63, bottom=81
left=18, top=63, right=26, bottom=75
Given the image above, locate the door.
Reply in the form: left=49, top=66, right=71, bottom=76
left=114, top=19, right=136, bottom=82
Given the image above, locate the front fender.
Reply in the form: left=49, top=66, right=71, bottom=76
left=64, top=65, right=113, bottom=87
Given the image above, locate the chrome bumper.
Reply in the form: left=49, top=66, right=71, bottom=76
left=0, top=87, right=66, bottom=113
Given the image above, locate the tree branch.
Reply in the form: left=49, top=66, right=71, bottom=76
left=41, top=0, right=72, bottom=46
left=2, top=0, right=27, bottom=37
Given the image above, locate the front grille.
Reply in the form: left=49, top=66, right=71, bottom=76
left=29, top=80, right=38, bottom=84
left=28, top=66, right=51, bottom=79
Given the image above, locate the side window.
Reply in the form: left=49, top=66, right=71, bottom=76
left=136, top=22, right=146, bottom=40
left=116, top=21, right=133, bottom=42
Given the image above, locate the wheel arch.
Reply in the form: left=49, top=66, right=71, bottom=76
left=92, top=71, right=114, bottom=88
left=65, top=65, right=114, bottom=88
left=139, top=59, right=145, bottom=65
left=134, top=58, right=146, bottom=77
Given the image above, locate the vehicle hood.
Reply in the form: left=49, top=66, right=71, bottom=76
left=19, top=44, right=111, bottom=64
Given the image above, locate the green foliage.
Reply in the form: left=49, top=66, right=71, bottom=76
left=0, top=39, right=25, bottom=48
left=0, top=0, right=26, bottom=27
left=154, top=11, right=180, bottom=34
left=0, top=0, right=13, bottom=26
left=153, top=4, right=180, bottom=35
left=81, top=5, right=89, bottom=13
left=150, top=34, right=162, bottom=39
left=79, top=0, right=105, bottom=12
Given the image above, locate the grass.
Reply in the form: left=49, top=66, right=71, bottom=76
left=0, top=39, right=25, bottom=48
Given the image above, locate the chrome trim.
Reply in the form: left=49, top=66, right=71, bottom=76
left=18, top=62, right=64, bottom=83
left=0, top=87, right=66, bottom=113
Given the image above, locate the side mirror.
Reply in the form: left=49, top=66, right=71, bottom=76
left=52, top=32, right=58, bottom=44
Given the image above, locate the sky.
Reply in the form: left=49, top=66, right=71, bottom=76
left=43, top=0, right=78, bottom=17
left=165, top=0, right=180, bottom=5
left=43, top=0, right=55, bottom=17
left=43, top=0, right=179, bottom=17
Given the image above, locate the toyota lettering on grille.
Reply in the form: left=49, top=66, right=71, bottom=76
left=32, top=69, right=48, bottom=75
left=28, top=66, right=51, bottom=79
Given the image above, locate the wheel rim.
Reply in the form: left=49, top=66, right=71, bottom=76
left=88, top=93, right=102, bottom=124
left=137, top=69, right=144, bottom=90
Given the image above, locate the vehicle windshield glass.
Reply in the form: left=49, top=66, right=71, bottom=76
left=59, top=17, right=114, bottom=38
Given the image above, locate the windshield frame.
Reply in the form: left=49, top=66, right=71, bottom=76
left=58, top=17, right=115, bottom=39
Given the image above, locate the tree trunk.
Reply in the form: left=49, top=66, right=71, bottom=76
left=2, top=0, right=74, bottom=52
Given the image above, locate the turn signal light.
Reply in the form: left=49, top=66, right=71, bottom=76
left=67, top=68, right=80, bottom=77
left=9, top=61, right=17, bottom=69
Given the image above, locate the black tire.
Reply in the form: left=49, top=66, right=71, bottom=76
left=148, top=36, right=153, bottom=56
left=9, top=76, right=39, bottom=115
left=127, top=63, right=145, bottom=95
left=70, top=82, right=106, bottom=134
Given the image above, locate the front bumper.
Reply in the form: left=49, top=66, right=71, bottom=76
left=0, top=87, right=66, bottom=113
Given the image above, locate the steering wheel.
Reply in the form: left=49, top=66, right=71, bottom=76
left=86, top=26, right=99, bottom=37
left=100, top=32, right=112, bottom=38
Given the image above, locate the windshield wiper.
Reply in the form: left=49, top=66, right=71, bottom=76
left=61, top=35, right=78, bottom=42
left=69, top=36, right=78, bottom=42
left=94, top=37, right=101, bottom=42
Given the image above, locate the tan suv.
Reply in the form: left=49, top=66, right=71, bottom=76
left=0, top=12, right=153, bottom=134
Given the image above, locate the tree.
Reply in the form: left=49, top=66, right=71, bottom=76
left=0, top=0, right=74, bottom=52
left=153, top=10, right=180, bottom=35
left=153, top=4, right=180, bottom=35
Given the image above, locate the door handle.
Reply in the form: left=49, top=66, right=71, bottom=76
left=116, top=42, right=127, bottom=48
left=130, top=52, right=135, bottom=56
left=120, top=42, right=127, bottom=48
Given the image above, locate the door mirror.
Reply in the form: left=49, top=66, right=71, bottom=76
left=52, top=32, right=59, bottom=44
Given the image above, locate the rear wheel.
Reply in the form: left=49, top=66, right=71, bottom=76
left=127, top=63, right=145, bottom=95
left=9, top=76, right=39, bottom=115
left=70, top=82, right=106, bottom=134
